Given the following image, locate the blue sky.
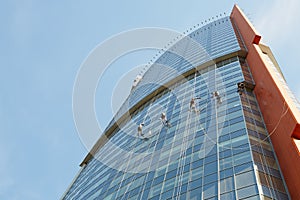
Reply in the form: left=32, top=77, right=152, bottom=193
left=1, top=0, right=299, bottom=199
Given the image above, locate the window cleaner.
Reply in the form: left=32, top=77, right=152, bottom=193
left=237, top=82, right=245, bottom=95
left=189, top=97, right=201, bottom=113
left=161, top=112, right=171, bottom=127
left=212, top=91, right=222, bottom=104
left=137, top=123, right=144, bottom=137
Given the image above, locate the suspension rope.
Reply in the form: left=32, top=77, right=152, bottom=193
left=116, top=134, right=140, bottom=199
left=160, top=88, right=173, bottom=127
left=193, top=69, right=197, bottom=97
left=171, top=76, right=190, bottom=199
left=264, top=101, right=288, bottom=139
left=176, top=101, right=192, bottom=199
left=139, top=90, right=160, bottom=139
left=176, top=71, right=200, bottom=199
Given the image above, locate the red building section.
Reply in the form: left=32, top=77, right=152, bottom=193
left=231, top=5, right=300, bottom=199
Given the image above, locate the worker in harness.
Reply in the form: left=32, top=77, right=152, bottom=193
left=212, top=91, right=222, bottom=104
left=160, top=112, right=171, bottom=127
left=189, top=97, right=201, bottom=113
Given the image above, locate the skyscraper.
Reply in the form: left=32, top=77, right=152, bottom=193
left=62, top=5, right=300, bottom=200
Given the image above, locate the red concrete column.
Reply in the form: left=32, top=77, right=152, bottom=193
left=231, top=4, right=300, bottom=199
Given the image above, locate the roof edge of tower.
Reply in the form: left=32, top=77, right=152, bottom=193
left=230, top=4, right=261, bottom=45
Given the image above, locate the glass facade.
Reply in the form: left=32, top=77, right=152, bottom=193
left=106, top=17, right=242, bottom=131
left=63, top=16, right=290, bottom=200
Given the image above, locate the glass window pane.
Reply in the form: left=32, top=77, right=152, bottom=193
left=237, top=185, right=258, bottom=199
left=203, top=182, right=217, bottom=199
left=220, top=191, right=236, bottom=200
left=236, top=171, right=256, bottom=189
left=220, top=176, right=234, bottom=193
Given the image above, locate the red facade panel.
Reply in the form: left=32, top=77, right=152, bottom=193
left=231, top=5, right=300, bottom=199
